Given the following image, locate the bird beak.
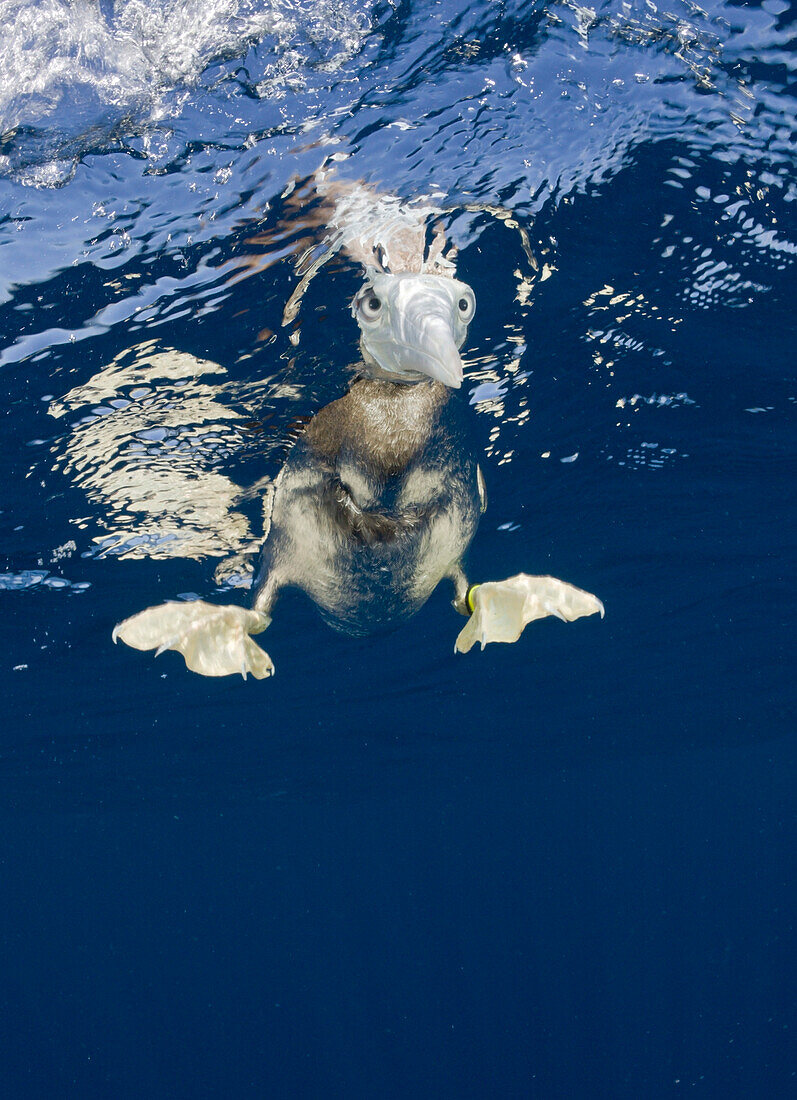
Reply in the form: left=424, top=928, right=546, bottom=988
left=409, top=315, right=464, bottom=388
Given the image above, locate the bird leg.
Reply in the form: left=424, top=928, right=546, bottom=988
left=452, top=573, right=605, bottom=654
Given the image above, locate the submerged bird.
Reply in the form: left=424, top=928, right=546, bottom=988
left=113, top=251, right=604, bottom=679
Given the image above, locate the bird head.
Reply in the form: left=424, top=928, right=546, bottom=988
left=352, top=270, right=475, bottom=389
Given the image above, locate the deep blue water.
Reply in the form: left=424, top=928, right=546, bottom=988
left=0, top=1, right=795, bottom=1096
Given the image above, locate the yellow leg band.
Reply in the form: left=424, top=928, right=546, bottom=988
left=465, top=583, right=480, bottom=615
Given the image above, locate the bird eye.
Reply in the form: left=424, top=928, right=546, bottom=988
left=359, top=294, right=382, bottom=320
left=457, top=293, right=475, bottom=321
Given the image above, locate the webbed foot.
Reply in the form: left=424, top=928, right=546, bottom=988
left=455, top=574, right=604, bottom=654
left=113, top=600, right=273, bottom=679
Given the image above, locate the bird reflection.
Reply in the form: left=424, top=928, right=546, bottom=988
left=49, top=342, right=291, bottom=564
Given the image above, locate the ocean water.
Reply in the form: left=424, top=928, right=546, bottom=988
left=0, top=1, right=794, bottom=1095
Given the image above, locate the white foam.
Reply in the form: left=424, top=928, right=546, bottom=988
left=0, top=0, right=372, bottom=132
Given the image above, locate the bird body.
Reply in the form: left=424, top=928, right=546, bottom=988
left=253, top=376, right=482, bottom=635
